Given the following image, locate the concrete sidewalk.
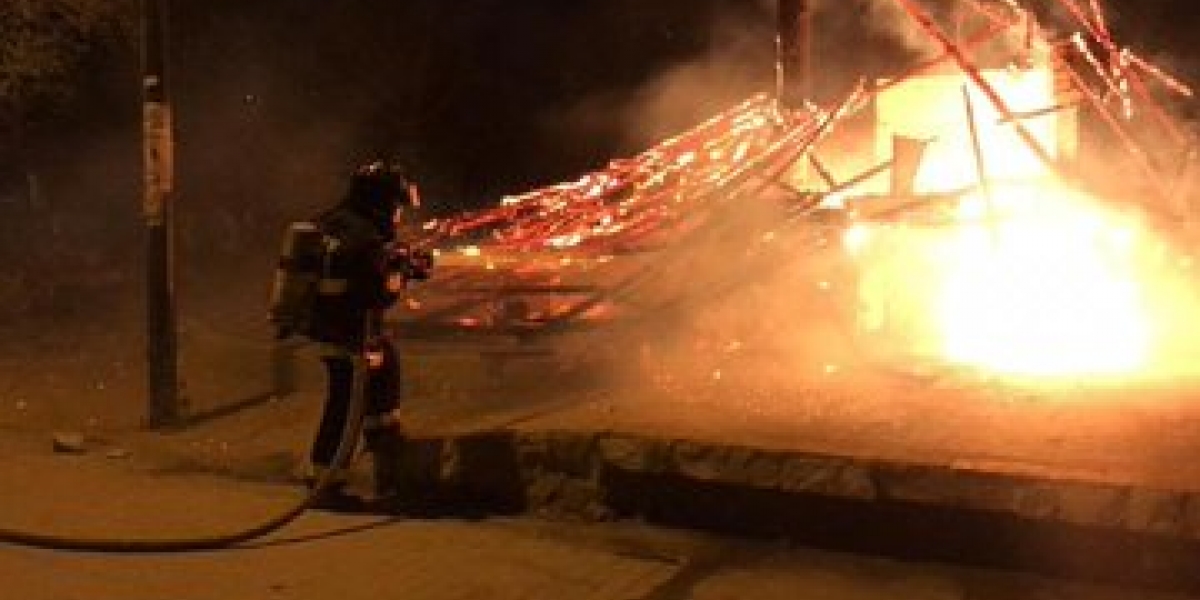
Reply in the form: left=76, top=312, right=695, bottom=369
left=0, top=430, right=676, bottom=600
left=0, top=426, right=1190, bottom=600
left=346, top=364, right=1200, bottom=592
left=0, top=518, right=677, bottom=600
left=390, top=367, right=1200, bottom=542
left=9, top=340, right=1200, bottom=594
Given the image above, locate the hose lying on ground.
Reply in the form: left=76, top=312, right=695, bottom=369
left=0, top=353, right=371, bottom=553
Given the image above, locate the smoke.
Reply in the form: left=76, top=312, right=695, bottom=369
left=568, top=199, right=874, bottom=409
left=546, top=3, right=774, bottom=154
left=534, top=2, right=870, bottom=401
left=537, top=0, right=1200, bottom=404
left=821, top=0, right=941, bottom=59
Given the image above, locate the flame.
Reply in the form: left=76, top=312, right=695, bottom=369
left=848, top=180, right=1200, bottom=380
left=855, top=65, right=1200, bottom=379
left=933, top=185, right=1153, bottom=377
left=877, top=67, right=1064, bottom=195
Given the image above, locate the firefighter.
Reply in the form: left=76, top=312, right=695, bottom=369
left=301, top=160, right=430, bottom=511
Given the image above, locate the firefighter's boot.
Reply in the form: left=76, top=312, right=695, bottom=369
left=306, top=466, right=370, bottom=513
left=364, top=428, right=408, bottom=503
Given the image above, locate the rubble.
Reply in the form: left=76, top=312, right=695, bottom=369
left=51, top=432, right=87, bottom=454
left=394, top=0, right=1199, bottom=384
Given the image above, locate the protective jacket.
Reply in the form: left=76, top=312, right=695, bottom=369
left=306, top=204, right=398, bottom=349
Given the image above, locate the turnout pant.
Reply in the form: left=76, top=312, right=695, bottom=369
left=310, top=337, right=404, bottom=495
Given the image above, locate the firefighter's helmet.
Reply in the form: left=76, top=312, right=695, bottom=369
left=347, top=160, right=413, bottom=208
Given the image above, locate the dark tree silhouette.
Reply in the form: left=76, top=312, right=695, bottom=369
left=0, top=0, right=134, bottom=159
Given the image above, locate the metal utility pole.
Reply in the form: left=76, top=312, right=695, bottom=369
left=141, top=0, right=182, bottom=427
left=776, top=0, right=813, bottom=109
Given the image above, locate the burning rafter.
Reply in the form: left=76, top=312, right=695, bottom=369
left=396, top=0, right=1200, bottom=381
left=414, top=0, right=1192, bottom=258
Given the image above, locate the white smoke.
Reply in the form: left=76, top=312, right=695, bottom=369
left=812, top=0, right=941, bottom=59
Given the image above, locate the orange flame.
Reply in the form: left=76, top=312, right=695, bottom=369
left=849, top=180, right=1200, bottom=380
left=853, top=65, right=1200, bottom=380
left=934, top=185, right=1152, bottom=377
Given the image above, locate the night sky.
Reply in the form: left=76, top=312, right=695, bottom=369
left=7, top=0, right=1200, bottom=266
left=166, top=0, right=772, bottom=213
left=164, top=0, right=1200, bottom=210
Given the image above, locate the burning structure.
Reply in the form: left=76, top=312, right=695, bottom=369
left=397, top=0, right=1200, bottom=385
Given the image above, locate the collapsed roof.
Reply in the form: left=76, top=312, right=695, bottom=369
left=396, top=0, right=1197, bottom=366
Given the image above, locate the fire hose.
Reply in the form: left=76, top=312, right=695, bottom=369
left=0, top=334, right=375, bottom=553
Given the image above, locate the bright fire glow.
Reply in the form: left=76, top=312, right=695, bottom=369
left=849, top=183, right=1191, bottom=379
left=853, top=66, right=1200, bottom=380
left=876, top=67, right=1067, bottom=194
left=934, top=185, right=1152, bottom=376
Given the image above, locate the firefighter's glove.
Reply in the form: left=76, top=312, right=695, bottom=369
left=365, top=343, right=387, bottom=370
left=388, top=244, right=433, bottom=282
left=409, top=249, right=434, bottom=279
left=386, top=272, right=408, bottom=294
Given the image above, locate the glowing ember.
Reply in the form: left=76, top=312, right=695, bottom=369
left=400, top=0, right=1200, bottom=387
